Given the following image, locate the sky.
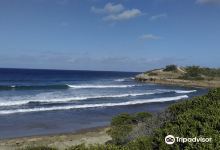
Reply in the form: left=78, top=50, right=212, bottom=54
left=0, top=0, right=220, bottom=72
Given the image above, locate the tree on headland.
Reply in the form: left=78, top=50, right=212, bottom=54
left=163, top=65, right=178, bottom=72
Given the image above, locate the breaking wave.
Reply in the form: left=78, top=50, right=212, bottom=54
left=66, top=84, right=137, bottom=89
left=0, top=85, right=69, bottom=91
left=114, top=79, right=126, bottom=82
left=0, top=84, right=137, bottom=91
left=0, top=92, right=155, bottom=107
left=174, top=90, right=197, bottom=94
left=0, top=95, right=188, bottom=115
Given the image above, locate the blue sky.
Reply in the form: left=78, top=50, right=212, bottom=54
left=0, top=0, right=220, bottom=71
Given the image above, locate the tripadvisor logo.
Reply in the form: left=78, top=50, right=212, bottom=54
left=165, top=135, right=175, bottom=145
left=165, top=135, right=212, bottom=145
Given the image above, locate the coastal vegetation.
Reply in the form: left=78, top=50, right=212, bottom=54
left=163, top=64, right=178, bottom=72
left=136, top=65, right=220, bottom=88
left=179, top=66, right=220, bottom=80
left=106, top=112, right=152, bottom=145
left=21, top=88, right=220, bottom=150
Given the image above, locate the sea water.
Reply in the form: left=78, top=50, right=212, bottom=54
left=0, top=68, right=208, bottom=139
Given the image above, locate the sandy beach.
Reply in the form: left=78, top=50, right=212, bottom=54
left=0, top=126, right=111, bottom=150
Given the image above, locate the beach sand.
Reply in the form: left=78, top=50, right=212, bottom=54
left=0, top=126, right=111, bottom=150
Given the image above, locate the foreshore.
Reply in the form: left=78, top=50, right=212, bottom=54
left=0, top=126, right=111, bottom=150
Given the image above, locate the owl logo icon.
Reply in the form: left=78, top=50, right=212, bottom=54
left=165, top=135, right=175, bottom=145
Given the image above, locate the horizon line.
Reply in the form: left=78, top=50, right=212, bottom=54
left=0, top=67, right=141, bottom=73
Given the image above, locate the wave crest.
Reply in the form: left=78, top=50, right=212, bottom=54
left=0, top=85, right=69, bottom=91
left=0, top=92, right=155, bottom=107
left=66, top=84, right=136, bottom=89
left=0, top=84, right=138, bottom=91
left=0, top=95, right=188, bottom=115
left=174, top=90, right=197, bottom=94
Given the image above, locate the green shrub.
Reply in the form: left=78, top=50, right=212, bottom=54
left=107, top=124, right=133, bottom=145
left=148, top=72, right=158, bottom=76
left=111, top=113, right=135, bottom=126
left=134, top=112, right=152, bottom=122
left=107, top=112, right=153, bottom=145
left=185, top=66, right=201, bottom=77
left=180, top=66, right=220, bottom=80
left=107, top=113, right=134, bottom=144
left=163, top=65, right=177, bottom=72
left=127, top=136, right=153, bottom=150
left=152, top=88, right=220, bottom=150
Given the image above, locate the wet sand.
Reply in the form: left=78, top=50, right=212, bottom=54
left=0, top=126, right=111, bottom=150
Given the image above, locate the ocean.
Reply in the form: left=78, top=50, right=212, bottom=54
left=0, top=68, right=208, bottom=139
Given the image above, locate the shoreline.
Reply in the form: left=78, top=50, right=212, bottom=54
left=0, top=126, right=111, bottom=150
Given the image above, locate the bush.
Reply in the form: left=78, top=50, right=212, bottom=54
left=180, top=66, right=220, bottom=80
left=111, top=113, right=135, bottom=126
left=152, top=88, right=220, bottom=150
left=134, top=112, right=152, bottom=122
left=185, top=66, right=201, bottom=77
left=148, top=72, right=158, bottom=76
left=163, top=65, right=177, bottom=72
left=107, top=113, right=134, bottom=144
left=107, top=112, right=153, bottom=145
left=107, top=124, right=133, bottom=145
left=127, top=136, right=153, bottom=150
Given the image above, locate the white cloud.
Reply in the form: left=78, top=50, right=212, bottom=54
left=91, top=3, right=143, bottom=22
left=196, top=0, right=220, bottom=4
left=91, top=3, right=124, bottom=14
left=104, top=3, right=125, bottom=13
left=139, top=34, right=161, bottom=40
left=150, top=13, right=167, bottom=21
left=103, top=9, right=142, bottom=21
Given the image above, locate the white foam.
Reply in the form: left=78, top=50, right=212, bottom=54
left=0, top=92, right=155, bottom=107
left=174, top=90, right=197, bottom=94
left=66, top=84, right=136, bottom=89
left=0, top=95, right=188, bottom=115
left=157, top=89, right=197, bottom=94
left=114, top=79, right=126, bottom=82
